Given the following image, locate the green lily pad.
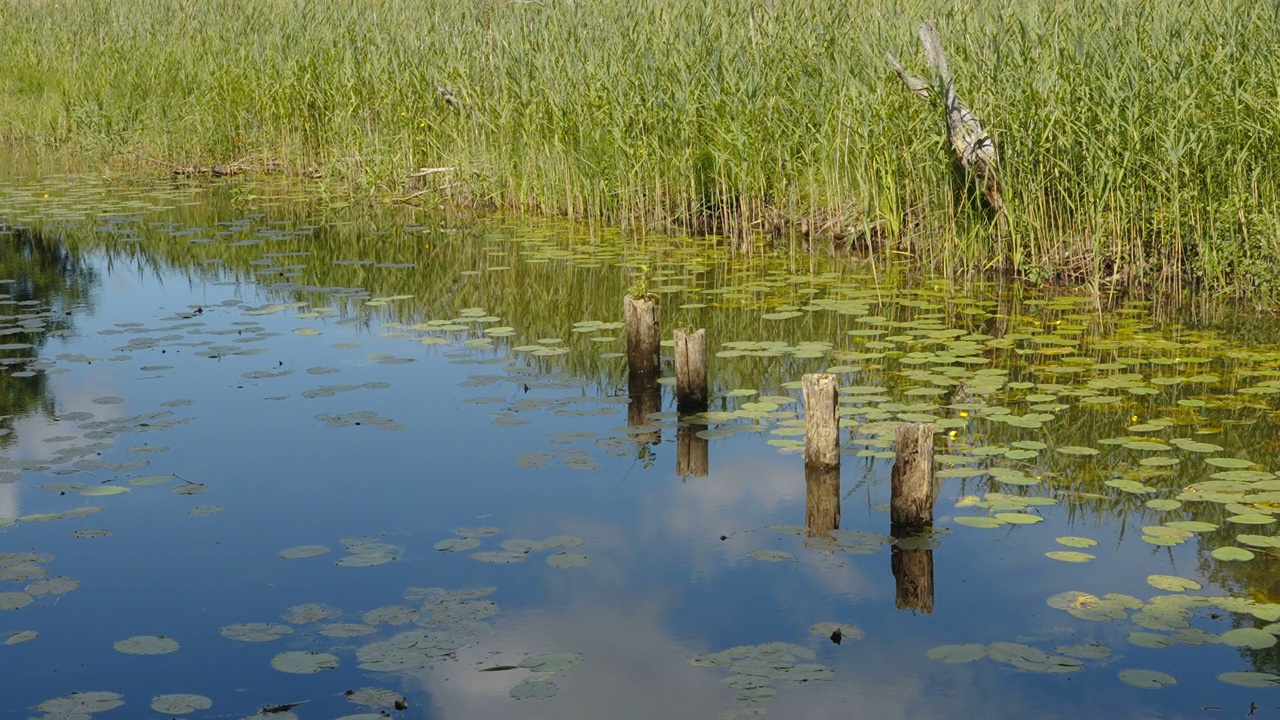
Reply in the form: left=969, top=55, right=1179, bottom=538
left=1118, top=668, right=1177, bottom=689
left=220, top=623, right=293, bottom=642
left=6, top=629, right=37, bottom=644
left=954, top=516, right=1003, bottom=529
left=736, top=686, right=778, bottom=702
left=1055, top=536, right=1098, bottom=548
left=345, top=687, right=405, bottom=708
left=1212, top=546, right=1256, bottom=561
left=1045, top=551, right=1094, bottom=563
left=279, top=545, right=331, bottom=559
left=748, top=550, right=794, bottom=562
left=150, top=693, right=212, bottom=714
left=114, top=635, right=179, bottom=655
left=1221, top=628, right=1276, bottom=649
left=1056, top=446, right=1100, bottom=456
left=994, top=512, right=1042, bottom=525
left=1147, top=575, right=1201, bottom=592
left=510, top=679, right=558, bottom=700
left=547, top=552, right=592, bottom=568
left=271, top=650, right=339, bottom=674
left=519, top=652, right=585, bottom=673
left=927, top=643, right=988, bottom=663
left=1218, top=671, right=1280, bottom=687
left=36, top=691, right=125, bottom=715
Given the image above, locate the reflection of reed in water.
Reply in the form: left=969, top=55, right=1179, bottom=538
left=805, top=464, right=840, bottom=540
left=676, top=424, right=708, bottom=478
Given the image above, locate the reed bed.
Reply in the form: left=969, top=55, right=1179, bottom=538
left=1, top=0, right=1279, bottom=301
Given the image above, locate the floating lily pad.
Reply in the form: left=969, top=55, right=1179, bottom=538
left=150, top=693, right=212, bottom=714
left=1118, top=668, right=1177, bottom=689
left=1221, top=628, right=1277, bottom=649
left=36, top=691, right=124, bottom=715
left=27, top=576, right=79, bottom=596
left=220, top=623, right=293, bottom=642
left=271, top=650, right=339, bottom=674
left=1147, top=575, right=1201, bottom=592
left=954, top=516, right=1003, bottom=529
left=744, top=548, right=795, bottom=563
left=278, top=545, right=331, bottom=559
left=520, top=652, right=585, bottom=673
left=547, top=552, right=592, bottom=568
left=6, top=629, right=37, bottom=644
left=1045, top=551, right=1095, bottom=563
left=1055, top=536, right=1098, bottom=548
left=114, top=635, right=179, bottom=655
left=1212, top=546, right=1256, bottom=561
left=1218, top=671, right=1280, bottom=687
left=510, top=679, right=558, bottom=700
left=927, top=643, right=988, bottom=663
left=345, top=687, right=405, bottom=708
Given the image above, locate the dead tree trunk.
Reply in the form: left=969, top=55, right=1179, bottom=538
left=886, top=21, right=1005, bottom=216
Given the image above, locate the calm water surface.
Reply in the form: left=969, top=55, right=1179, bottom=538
left=1, top=176, right=1280, bottom=719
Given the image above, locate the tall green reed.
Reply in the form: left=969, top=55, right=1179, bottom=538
left=0, top=0, right=1278, bottom=301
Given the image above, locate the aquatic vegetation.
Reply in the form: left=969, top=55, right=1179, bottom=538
left=2, top=2, right=1280, bottom=296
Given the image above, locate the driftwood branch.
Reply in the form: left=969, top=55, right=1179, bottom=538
left=888, top=21, right=1004, bottom=214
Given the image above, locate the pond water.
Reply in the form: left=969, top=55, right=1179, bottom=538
left=2, top=175, right=1280, bottom=720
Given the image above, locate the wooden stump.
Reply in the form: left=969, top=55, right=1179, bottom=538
left=802, top=374, right=840, bottom=469
left=805, top=464, right=841, bottom=540
left=891, top=545, right=935, bottom=614
left=625, top=295, right=660, bottom=377
left=677, top=424, right=709, bottom=478
left=891, top=423, right=935, bottom=528
left=674, top=328, right=707, bottom=414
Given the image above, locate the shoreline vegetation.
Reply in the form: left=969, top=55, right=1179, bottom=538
left=1, top=0, right=1279, bottom=304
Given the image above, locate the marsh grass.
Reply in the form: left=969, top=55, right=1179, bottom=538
left=1, top=0, right=1279, bottom=300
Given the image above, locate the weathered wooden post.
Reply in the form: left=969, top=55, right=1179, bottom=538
left=625, top=295, right=660, bottom=378
left=676, top=424, right=709, bottom=478
left=890, top=422, right=936, bottom=614
left=625, top=293, right=662, bottom=447
left=674, top=328, right=707, bottom=414
left=805, top=464, right=841, bottom=540
left=802, top=374, right=840, bottom=469
left=891, top=423, right=935, bottom=529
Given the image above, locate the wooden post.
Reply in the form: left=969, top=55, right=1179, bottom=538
left=676, top=424, right=709, bottom=478
left=802, top=374, right=840, bottom=469
left=805, top=464, right=841, bottom=540
left=624, top=295, right=660, bottom=377
left=892, top=545, right=935, bottom=614
left=674, top=328, right=707, bottom=414
left=890, top=423, right=935, bottom=528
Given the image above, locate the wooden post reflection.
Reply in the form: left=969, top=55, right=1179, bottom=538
left=676, top=424, right=708, bottom=478
left=891, top=541, right=934, bottom=614
left=627, top=370, right=662, bottom=447
left=805, top=464, right=840, bottom=540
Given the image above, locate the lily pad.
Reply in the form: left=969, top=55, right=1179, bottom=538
left=1212, top=546, right=1256, bottom=561
left=1218, top=671, right=1280, bottom=687
left=220, top=623, right=293, bottom=642
left=510, top=679, right=558, bottom=700
left=278, top=545, right=331, bottom=559
left=271, top=650, right=339, bottom=674
left=1055, top=536, right=1098, bottom=548
left=114, top=635, right=179, bottom=655
left=748, top=550, right=794, bottom=562
left=927, top=643, right=988, bottom=663
left=1147, top=575, right=1201, bottom=592
left=346, top=687, right=405, bottom=708
left=1118, top=668, right=1177, bottom=689
left=1045, top=551, right=1095, bottom=563
left=547, top=552, right=592, bottom=568
left=1221, top=628, right=1277, bottom=649
left=519, top=652, right=585, bottom=673
left=150, top=693, right=212, bottom=714
left=6, top=629, right=37, bottom=644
